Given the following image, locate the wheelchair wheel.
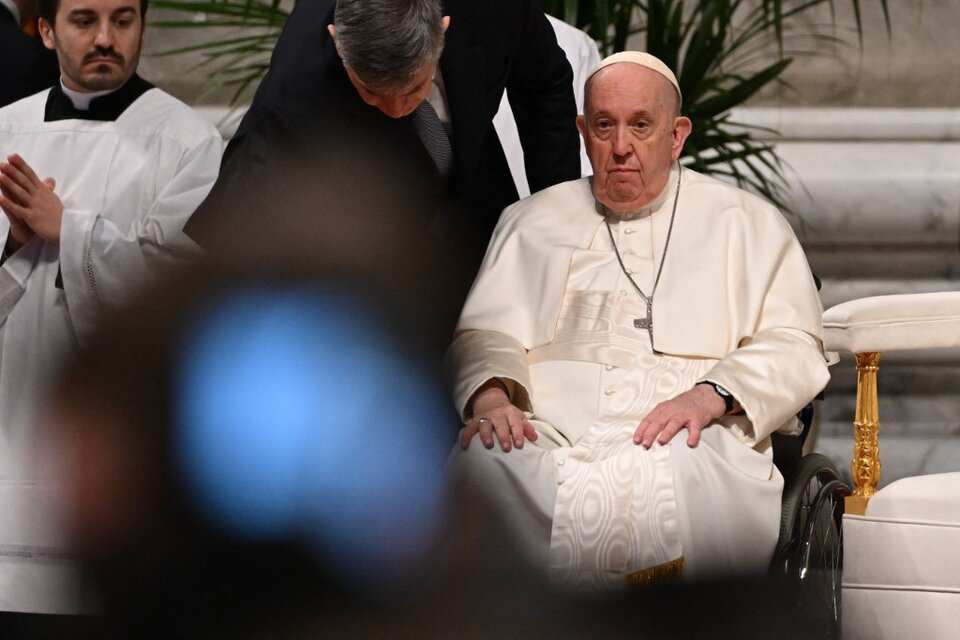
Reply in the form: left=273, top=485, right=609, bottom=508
left=773, top=452, right=850, bottom=636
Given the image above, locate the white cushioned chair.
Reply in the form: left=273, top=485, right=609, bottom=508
left=821, top=292, right=960, bottom=640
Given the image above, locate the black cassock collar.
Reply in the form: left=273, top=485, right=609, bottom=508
left=44, top=74, right=154, bottom=122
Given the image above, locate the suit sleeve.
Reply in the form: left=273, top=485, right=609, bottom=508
left=183, top=109, right=278, bottom=243
left=185, top=0, right=340, bottom=242
left=505, top=2, right=581, bottom=193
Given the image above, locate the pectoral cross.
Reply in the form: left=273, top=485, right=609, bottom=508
left=633, top=298, right=653, bottom=332
left=633, top=298, right=662, bottom=355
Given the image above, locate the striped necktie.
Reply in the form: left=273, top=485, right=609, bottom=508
left=412, top=100, right=453, bottom=179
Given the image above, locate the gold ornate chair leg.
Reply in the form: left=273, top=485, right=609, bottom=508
left=846, top=351, right=882, bottom=516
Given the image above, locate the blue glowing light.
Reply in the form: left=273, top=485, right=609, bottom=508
left=175, top=287, right=449, bottom=589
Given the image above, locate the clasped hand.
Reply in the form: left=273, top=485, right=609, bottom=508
left=0, top=153, right=64, bottom=250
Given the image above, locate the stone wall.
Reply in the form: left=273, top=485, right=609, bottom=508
left=732, top=107, right=960, bottom=486
left=749, top=0, right=960, bottom=108
left=141, top=1, right=960, bottom=109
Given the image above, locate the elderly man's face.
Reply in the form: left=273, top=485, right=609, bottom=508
left=578, top=64, right=691, bottom=214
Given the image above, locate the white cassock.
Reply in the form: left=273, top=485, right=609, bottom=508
left=447, top=167, right=831, bottom=590
left=0, top=87, right=222, bottom=613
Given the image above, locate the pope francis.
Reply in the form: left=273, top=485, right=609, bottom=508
left=446, top=51, right=831, bottom=591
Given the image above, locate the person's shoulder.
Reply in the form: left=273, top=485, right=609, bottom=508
left=0, top=89, right=51, bottom=123
left=546, top=14, right=594, bottom=48
left=447, top=0, right=535, bottom=30
left=122, top=88, right=221, bottom=142
left=683, top=168, right=797, bottom=236
left=497, top=177, right=595, bottom=233
left=285, top=0, right=335, bottom=22
left=684, top=168, right=785, bottom=217
left=684, top=169, right=774, bottom=210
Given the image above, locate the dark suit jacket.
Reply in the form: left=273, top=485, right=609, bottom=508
left=0, top=5, right=60, bottom=108
left=186, top=0, right=580, bottom=252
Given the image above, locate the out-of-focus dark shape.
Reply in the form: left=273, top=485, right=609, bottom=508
left=47, top=139, right=464, bottom=637
left=49, top=139, right=826, bottom=639
left=0, top=0, right=59, bottom=107
left=197, top=124, right=478, bottom=349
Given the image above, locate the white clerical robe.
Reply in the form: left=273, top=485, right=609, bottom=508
left=0, top=88, right=222, bottom=613
left=447, top=168, right=830, bottom=589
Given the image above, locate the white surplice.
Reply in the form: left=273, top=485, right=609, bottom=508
left=447, top=168, right=830, bottom=590
left=0, top=88, right=222, bottom=612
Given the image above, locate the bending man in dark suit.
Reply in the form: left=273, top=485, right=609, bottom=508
left=0, top=0, right=59, bottom=107
left=187, top=0, right=580, bottom=258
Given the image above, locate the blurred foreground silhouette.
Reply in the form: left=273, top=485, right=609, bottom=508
left=41, top=138, right=827, bottom=639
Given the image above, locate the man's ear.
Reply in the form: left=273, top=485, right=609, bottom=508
left=576, top=115, right=587, bottom=138
left=671, top=116, right=692, bottom=159
left=441, top=15, right=450, bottom=32
left=327, top=24, right=345, bottom=60
left=39, top=18, right=56, bottom=50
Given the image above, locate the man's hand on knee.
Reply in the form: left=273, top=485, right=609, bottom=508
left=461, top=379, right=537, bottom=452
left=633, top=384, right=727, bottom=449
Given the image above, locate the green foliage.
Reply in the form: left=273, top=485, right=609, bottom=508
left=151, top=0, right=891, bottom=210
left=151, top=0, right=292, bottom=105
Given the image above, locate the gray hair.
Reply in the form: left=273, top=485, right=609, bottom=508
left=334, top=0, right=446, bottom=92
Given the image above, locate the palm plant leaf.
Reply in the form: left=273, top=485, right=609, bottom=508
left=151, top=33, right=279, bottom=57
left=690, top=59, right=792, bottom=118
left=153, top=0, right=290, bottom=22
left=150, top=0, right=292, bottom=104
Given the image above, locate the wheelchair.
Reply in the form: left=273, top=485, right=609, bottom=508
left=769, top=403, right=850, bottom=638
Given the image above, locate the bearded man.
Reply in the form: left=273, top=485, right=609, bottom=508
left=0, top=0, right=221, bottom=613
left=447, top=52, right=830, bottom=590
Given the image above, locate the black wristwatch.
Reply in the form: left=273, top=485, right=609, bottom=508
left=698, top=381, right=734, bottom=414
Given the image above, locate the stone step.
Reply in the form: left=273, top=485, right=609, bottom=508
left=813, top=435, right=960, bottom=488
left=816, top=355, right=960, bottom=442
left=820, top=401, right=960, bottom=433
left=819, top=418, right=960, bottom=440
